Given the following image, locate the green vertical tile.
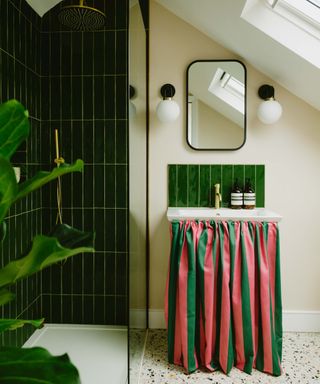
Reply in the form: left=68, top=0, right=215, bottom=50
left=95, top=209, right=105, bottom=251
left=210, top=165, right=222, bottom=207
left=83, top=253, right=94, bottom=294
left=244, top=165, right=256, bottom=187
left=104, top=296, right=116, bottom=325
left=95, top=166, right=105, bottom=207
left=221, top=165, right=233, bottom=208
left=116, top=165, right=127, bottom=208
left=72, top=295, right=83, bottom=324
left=105, top=253, right=116, bottom=294
left=116, top=209, right=127, bottom=252
left=177, top=165, right=188, bottom=206
left=168, top=165, right=177, bottom=207
left=256, top=165, right=265, bottom=207
left=104, top=210, right=115, bottom=251
left=94, top=296, right=105, bottom=324
left=105, top=165, right=115, bottom=208
left=200, top=165, right=211, bottom=207
left=233, top=164, right=245, bottom=190
left=62, top=296, right=72, bottom=324
left=84, top=166, right=93, bottom=207
left=188, top=165, right=199, bottom=206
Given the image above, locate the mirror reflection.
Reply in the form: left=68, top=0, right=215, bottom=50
left=187, top=60, right=246, bottom=150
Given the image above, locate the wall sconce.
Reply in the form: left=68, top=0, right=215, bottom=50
left=156, top=84, right=180, bottom=123
left=129, top=85, right=137, bottom=119
left=257, top=84, right=282, bottom=124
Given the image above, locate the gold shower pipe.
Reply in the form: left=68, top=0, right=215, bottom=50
left=54, top=129, right=65, bottom=224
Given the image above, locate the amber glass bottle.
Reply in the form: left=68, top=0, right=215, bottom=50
left=243, top=178, right=256, bottom=209
left=230, top=178, right=243, bottom=209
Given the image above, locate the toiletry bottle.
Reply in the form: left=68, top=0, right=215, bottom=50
left=243, top=178, right=256, bottom=209
left=230, top=178, right=243, bottom=209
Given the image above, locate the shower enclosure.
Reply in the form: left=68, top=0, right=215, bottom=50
left=129, top=0, right=148, bottom=382
left=0, top=0, right=148, bottom=382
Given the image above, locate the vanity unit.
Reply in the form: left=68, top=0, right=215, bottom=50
left=165, top=207, right=282, bottom=376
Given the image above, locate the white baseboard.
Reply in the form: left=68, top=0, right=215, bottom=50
left=283, top=310, right=320, bottom=332
left=148, top=309, right=320, bottom=332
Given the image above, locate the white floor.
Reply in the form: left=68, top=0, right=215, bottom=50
left=23, top=324, right=128, bottom=384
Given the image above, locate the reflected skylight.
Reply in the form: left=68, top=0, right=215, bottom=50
left=208, top=68, right=244, bottom=114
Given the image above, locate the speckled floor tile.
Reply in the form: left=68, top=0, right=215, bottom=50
left=137, top=330, right=320, bottom=384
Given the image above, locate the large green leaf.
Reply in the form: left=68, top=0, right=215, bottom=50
left=0, top=156, right=18, bottom=225
left=0, top=347, right=80, bottom=383
left=0, top=100, right=30, bottom=160
left=0, top=289, right=15, bottom=307
left=0, top=224, right=94, bottom=288
left=14, top=160, right=84, bottom=203
left=0, top=318, right=44, bottom=333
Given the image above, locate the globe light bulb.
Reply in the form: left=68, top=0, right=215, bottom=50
left=257, top=99, right=282, bottom=124
left=156, top=98, right=180, bottom=123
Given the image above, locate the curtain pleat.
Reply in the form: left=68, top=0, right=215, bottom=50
left=165, top=220, right=282, bottom=376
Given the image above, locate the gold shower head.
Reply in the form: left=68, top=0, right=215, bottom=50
left=58, top=0, right=106, bottom=31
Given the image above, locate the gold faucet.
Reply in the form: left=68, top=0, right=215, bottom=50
left=214, top=183, right=222, bottom=209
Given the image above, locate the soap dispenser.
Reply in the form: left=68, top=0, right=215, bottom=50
left=230, top=178, right=243, bottom=209
left=243, top=178, right=256, bottom=209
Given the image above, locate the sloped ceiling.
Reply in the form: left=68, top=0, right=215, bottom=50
left=26, top=0, right=61, bottom=17
left=156, top=0, right=320, bottom=112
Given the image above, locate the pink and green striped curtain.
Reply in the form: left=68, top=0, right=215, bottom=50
left=165, top=220, right=282, bottom=376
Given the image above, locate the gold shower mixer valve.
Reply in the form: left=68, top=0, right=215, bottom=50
left=54, top=157, right=65, bottom=166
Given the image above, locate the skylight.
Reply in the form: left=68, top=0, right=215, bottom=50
left=270, top=0, right=320, bottom=38
left=208, top=69, right=245, bottom=114
left=241, top=0, right=320, bottom=69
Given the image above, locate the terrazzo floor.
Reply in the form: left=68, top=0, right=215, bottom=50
left=135, top=330, right=320, bottom=384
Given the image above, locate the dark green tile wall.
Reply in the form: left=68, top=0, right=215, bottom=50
left=0, top=0, right=129, bottom=347
left=168, top=164, right=265, bottom=208
left=40, top=0, right=128, bottom=326
left=0, top=0, right=42, bottom=347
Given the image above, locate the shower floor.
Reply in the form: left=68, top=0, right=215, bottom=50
left=23, top=324, right=128, bottom=384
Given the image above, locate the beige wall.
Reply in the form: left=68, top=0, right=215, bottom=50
left=149, top=1, right=320, bottom=312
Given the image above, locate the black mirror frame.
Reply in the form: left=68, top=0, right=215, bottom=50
left=186, top=59, right=247, bottom=151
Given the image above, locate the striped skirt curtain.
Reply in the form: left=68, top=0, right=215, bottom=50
left=165, top=220, right=282, bottom=376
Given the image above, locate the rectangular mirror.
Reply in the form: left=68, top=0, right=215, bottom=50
left=187, top=60, right=246, bottom=150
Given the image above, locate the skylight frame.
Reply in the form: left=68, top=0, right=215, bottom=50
left=241, top=0, right=320, bottom=70
left=270, top=0, right=320, bottom=39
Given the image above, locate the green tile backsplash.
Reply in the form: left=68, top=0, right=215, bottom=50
left=168, top=164, right=265, bottom=208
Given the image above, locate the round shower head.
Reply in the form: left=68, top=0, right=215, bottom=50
left=58, top=0, right=106, bottom=31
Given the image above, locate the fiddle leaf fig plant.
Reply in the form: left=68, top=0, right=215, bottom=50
left=0, top=100, right=94, bottom=383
